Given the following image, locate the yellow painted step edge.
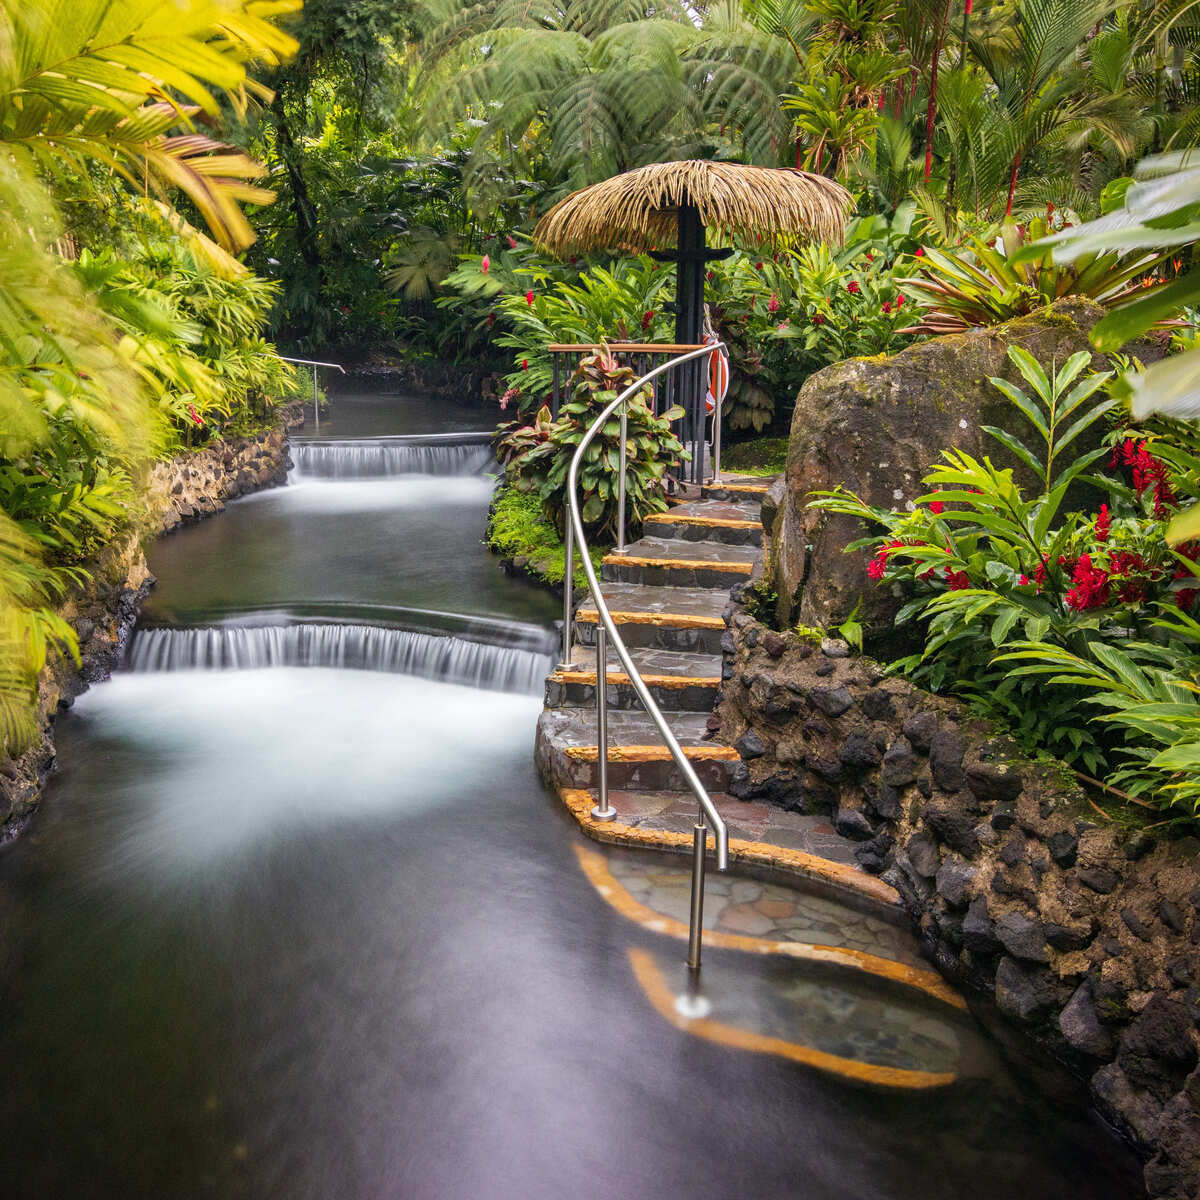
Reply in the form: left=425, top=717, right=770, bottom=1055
left=651, top=513, right=760, bottom=530
left=575, top=609, right=726, bottom=630
left=563, top=744, right=738, bottom=763
left=550, top=670, right=722, bottom=690
left=601, top=554, right=755, bottom=574
left=558, top=786, right=901, bottom=911
left=628, top=948, right=958, bottom=1090
left=574, top=845, right=964, bottom=1012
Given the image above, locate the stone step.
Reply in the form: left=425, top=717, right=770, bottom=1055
left=701, top=477, right=776, bottom=503
left=601, top=537, right=759, bottom=588
left=545, top=646, right=722, bottom=712
left=645, top=499, right=763, bottom=547
left=535, top=708, right=738, bottom=793
left=574, top=583, right=730, bottom=654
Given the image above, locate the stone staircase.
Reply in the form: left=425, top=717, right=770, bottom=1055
left=535, top=477, right=770, bottom=827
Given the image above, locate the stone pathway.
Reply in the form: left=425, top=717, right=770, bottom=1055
left=533, top=474, right=903, bottom=913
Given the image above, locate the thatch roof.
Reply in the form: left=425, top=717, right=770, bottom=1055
left=533, top=160, right=853, bottom=256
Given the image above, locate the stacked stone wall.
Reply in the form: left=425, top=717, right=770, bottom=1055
left=717, top=602, right=1200, bottom=1199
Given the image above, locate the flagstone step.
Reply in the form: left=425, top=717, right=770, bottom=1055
left=535, top=708, right=738, bottom=793
left=545, top=646, right=722, bottom=712
left=601, top=537, right=759, bottom=588
left=701, top=476, right=777, bottom=503
left=645, top=499, right=763, bottom=547
left=574, top=583, right=730, bottom=654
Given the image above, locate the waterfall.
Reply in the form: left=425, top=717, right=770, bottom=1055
left=127, top=623, right=552, bottom=696
left=290, top=434, right=495, bottom=479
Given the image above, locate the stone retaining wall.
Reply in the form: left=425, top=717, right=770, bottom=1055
left=0, top=424, right=291, bottom=841
left=716, top=602, right=1200, bottom=1199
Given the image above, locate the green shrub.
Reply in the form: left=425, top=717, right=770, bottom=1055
left=495, top=350, right=687, bottom=541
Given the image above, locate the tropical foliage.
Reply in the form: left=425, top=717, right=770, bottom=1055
left=0, top=0, right=298, bottom=751
left=495, top=351, right=688, bottom=539
left=812, top=346, right=1200, bottom=817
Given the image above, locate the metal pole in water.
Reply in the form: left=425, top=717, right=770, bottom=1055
left=615, top=398, right=628, bottom=554
left=312, top=364, right=320, bottom=431
left=560, top=519, right=576, bottom=670
left=687, top=820, right=707, bottom=969
left=591, top=625, right=617, bottom=822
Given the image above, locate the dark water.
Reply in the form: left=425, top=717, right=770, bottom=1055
left=0, top=389, right=1146, bottom=1200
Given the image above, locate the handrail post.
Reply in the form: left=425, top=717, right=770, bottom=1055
left=687, top=819, right=707, bottom=969
left=591, top=625, right=617, bottom=822
left=312, top=364, right=320, bottom=430
left=560, top=518, right=577, bottom=670
left=615, top=397, right=628, bottom=554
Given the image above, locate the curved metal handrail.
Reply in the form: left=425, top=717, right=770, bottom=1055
left=563, top=345, right=730, bottom=898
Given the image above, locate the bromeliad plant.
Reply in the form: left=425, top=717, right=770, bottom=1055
left=898, top=218, right=1166, bottom=336
left=810, top=346, right=1200, bottom=793
left=495, top=350, right=687, bottom=541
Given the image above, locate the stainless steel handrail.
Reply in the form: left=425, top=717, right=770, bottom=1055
left=279, top=357, right=346, bottom=430
left=562, top=343, right=730, bottom=970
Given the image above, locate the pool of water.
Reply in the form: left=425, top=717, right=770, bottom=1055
left=0, top=388, right=1146, bottom=1200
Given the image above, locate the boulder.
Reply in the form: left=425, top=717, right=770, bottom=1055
left=767, top=299, right=1161, bottom=629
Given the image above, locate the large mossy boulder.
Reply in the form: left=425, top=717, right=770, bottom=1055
left=767, top=298, right=1159, bottom=632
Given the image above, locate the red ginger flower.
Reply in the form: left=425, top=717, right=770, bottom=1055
left=928, top=495, right=944, bottom=514
left=945, top=569, right=971, bottom=590
left=525, top=290, right=534, bottom=307
left=914, top=248, right=925, bottom=257
left=481, top=255, right=490, bottom=273
left=812, top=313, right=825, bottom=325
left=642, top=310, right=655, bottom=331
left=768, top=294, right=779, bottom=314
left=847, top=280, right=860, bottom=294
left=1064, top=554, right=1110, bottom=611
left=188, top=404, right=202, bottom=428
left=507, top=235, right=518, bottom=249
left=881, top=302, right=892, bottom=314
left=1095, top=503, right=1111, bottom=542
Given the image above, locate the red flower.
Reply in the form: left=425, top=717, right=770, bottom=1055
left=507, top=235, right=518, bottom=249
left=706, top=271, right=715, bottom=281
left=777, top=319, right=790, bottom=331
left=187, top=404, right=202, bottom=428
left=525, top=290, right=534, bottom=307
left=642, top=310, right=655, bottom=331
left=914, top=247, right=925, bottom=258
left=847, top=280, right=861, bottom=294
left=895, top=293, right=905, bottom=306
left=928, top=497, right=944, bottom=514
left=755, top=261, right=763, bottom=270
left=1095, top=503, right=1111, bottom=542
left=521, top=359, right=528, bottom=370
left=866, top=252, right=875, bottom=261
left=867, top=557, right=886, bottom=581
left=1178, top=588, right=1198, bottom=609
left=481, top=255, right=490, bottom=273
left=499, top=386, right=520, bottom=411
left=1019, top=574, right=1031, bottom=586
left=1115, top=438, right=1176, bottom=516
left=945, top=569, right=971, bottom=590
left=881, top=301, right=892, bottom=314
left=487, top=311, right=495, bottom=328
left=812, top=313, right=825, bottom=325
left=1064, top=554, right=1110, bottom=611
left=768, top=294, right=779, bottom=314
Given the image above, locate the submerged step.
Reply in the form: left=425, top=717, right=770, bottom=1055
left=128, top=622, right=552, bottom=696
left=545, top=646, right=722, bottom=712
left=535, top=708, right=737, bottom=792
left=574, top=583, right=730, bottom=654
left=290, top=434, right=495, bottom=479
left=602, top=537, right=758, bottom=588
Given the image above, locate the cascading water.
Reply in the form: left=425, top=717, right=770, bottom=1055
left=290, top=434, right=494, bottom=479
left=127, top=623, right=552, bottom=696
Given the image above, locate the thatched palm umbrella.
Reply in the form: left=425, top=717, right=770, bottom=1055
left=533, top=160, right=853, bottom=345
